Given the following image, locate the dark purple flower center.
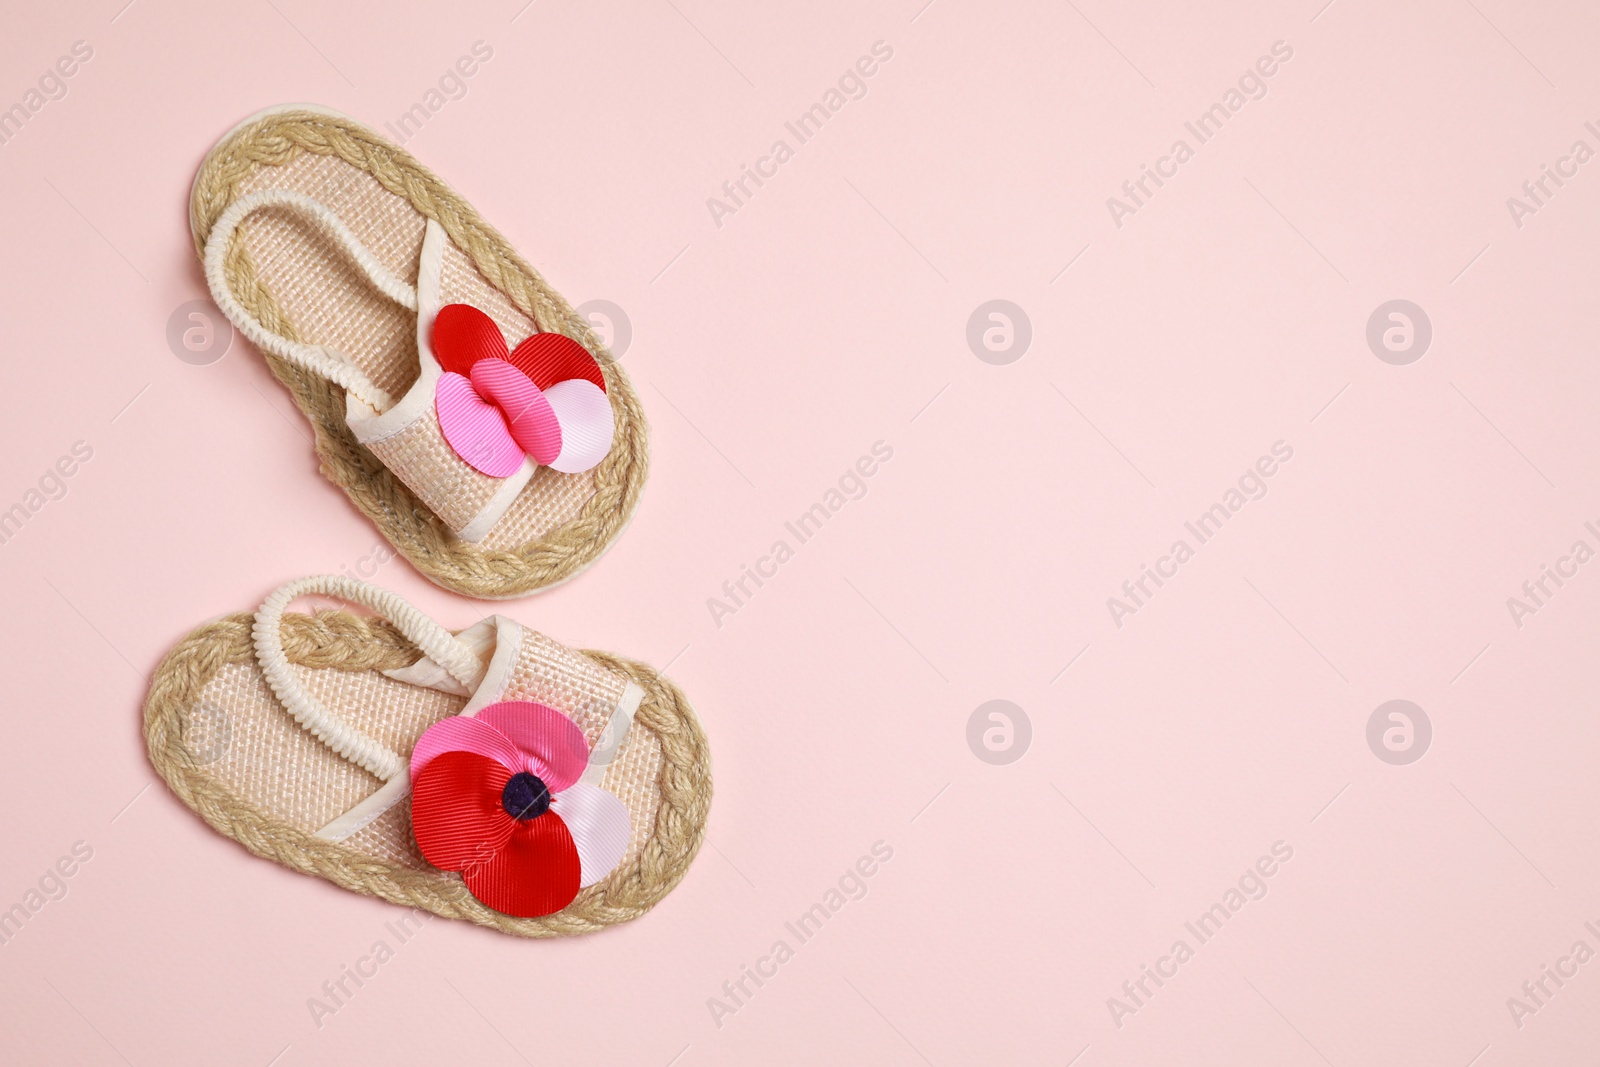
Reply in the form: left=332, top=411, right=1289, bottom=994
left=501, top=772, right=551, bottom=820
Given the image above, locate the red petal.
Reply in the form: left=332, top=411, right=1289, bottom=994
left=411, top=751, right=514, bottom=871
left=432, top=304, right=510, bottom=376
left=461, top=812, right=581, bottom=917
left=506, top=332, right=607, bottom=393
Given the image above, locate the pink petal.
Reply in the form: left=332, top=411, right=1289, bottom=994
left=436, top=371, right=526, bottom=477
left=468, top=358, right=562, bottom=466
left=549, top=783, right=632, bottom=887
left=409, top=714, right=523, bottom=779
left=544, top=379, right=614, bottom=473
left=475, top=701, right=590, bottom=793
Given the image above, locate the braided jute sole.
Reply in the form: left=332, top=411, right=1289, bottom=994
left=190, top=107, right=648, bottom=600
left=144, top=611, right=711, bottom=936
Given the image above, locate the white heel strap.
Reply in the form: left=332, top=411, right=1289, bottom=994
left=251, top=576, right=485, bottom=781
left=204, top=189, right=418, bottom=411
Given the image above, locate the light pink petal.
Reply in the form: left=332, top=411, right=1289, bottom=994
left=436, top=371, right=526, bottom=477
left=468, top=358, right=562, bottom=466
left=543, top=379, right=614, bottom=473
left=475, top=701, right=589, bottom=793
left=550, top=783, right=632, bottom=887
left=408, top=714, right=521, bottom=779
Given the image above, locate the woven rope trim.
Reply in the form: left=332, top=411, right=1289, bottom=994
left=190, top=110, right=649, bottom=599
left=144, top=611, right=711, bottom=937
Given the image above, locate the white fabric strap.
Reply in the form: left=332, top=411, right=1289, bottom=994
left=314, top=617, right=637, bottom=841
left=203, top=189, right=418, bottom=411
left=206, top=193, right=529, bottom=543
left=578, top=681, right=644, bottom=785
left=252, top=576, right=485, bottom=782
left=380, top=617, right=498, bottom=696
left=316, top=615, right=522, bottom=842
left=313, top=779, right=410, bottom=843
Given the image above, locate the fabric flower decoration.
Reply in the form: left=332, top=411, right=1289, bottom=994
left=408, top=700, right=631, bottom=917
left=432, top=304, right=613, bottom=477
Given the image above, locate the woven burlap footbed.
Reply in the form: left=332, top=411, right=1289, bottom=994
left=144, top=610, right=710, bottom=936
left=190, top=108, right=648, bottom=598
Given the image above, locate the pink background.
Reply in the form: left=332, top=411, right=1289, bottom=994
left=3, top=0, right=1599, bottom=1063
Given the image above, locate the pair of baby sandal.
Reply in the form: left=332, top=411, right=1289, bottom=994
left=147, top=107, right=706, bottom=935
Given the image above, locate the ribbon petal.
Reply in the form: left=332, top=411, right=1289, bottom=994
left=461, top=812, right=581, bottom=917
left=475, top=701, right=590, bottom=793
left=432, top=303, right=510, bottom=376
left=436, top=371, right=526, bottom=477
left=410, top=750, right=515, bottom=872
left=543, top=379, right=614, bottom=473
left=409, top=714, right=524, bottom=779
left=549, top=783, right=632, bottom=887
left=506, top=332, right=607, bottom=393
left=468, top=358, right=562, bottom=466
